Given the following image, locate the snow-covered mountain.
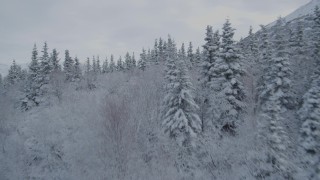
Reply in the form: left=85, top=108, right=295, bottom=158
left=286, top=0, right=320, bottom=20
left=268, top=0, right=320, bottom=26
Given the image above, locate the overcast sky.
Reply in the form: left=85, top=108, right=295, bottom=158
left=0, top=0, right=310, bottom=66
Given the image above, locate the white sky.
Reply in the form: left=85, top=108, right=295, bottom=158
left=0, top=0, right=311, bottom=66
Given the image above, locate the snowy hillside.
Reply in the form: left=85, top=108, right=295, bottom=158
left=286, top=0, right=320, bottom=21
left=268, top=0, right=320, bottom=26
left=1, top=1, right=320, bottom=180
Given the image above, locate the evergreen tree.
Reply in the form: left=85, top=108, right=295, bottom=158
left=210, top=19, right=246, bottom=132
left=257, top=25, right=272, bottom=111
left=195, top=47, right=202, bottom=65
left=163, top=40, right=167, bottom=57
left=109, top=55, right=116, bottom=73
left=288, top=20, right=305, bottom=57
left=96, top=56, right=101, bottom=74
left=51, top=49, right=61, bottom=72
left=7, top=60, right=22, bottom=85
left=138, top=48, right=147, bottom=71
left=179, top=43, right=186, bottom=59
left=248, top=26, right=259, bottom=63
left=92, top=56, right=97, bottom=74
left=259, top=18, right=293, bottom=109
left=63, top=50, right=74, bottom=82
left=147, top=48, right=152, bottom=65
left=74, top=57, right=82, bottom=81
left=260, top=94, right=293, bottom=178
left=39, top=42, right=51, bottom=85
left=132, top=52, right=136, bottom=68
left=153, top=39, right=159, bottom=64
left=158, top=37, right=165, bottom=62
left=258, top=18, right=295, bottom=178
left=102, top=57, right=109, bottom=74
left=85, top=58, right=91, bottom=75
left=124, top=52, right=132, bottom=70
left=29, top=44, right=40, bottom=82
left=187, top=42, right=194, bottom=67
left=299, top=75, right=320, bottom=179
left=162, top=36, right=201, bottom=145
left=22, top=44, right=41, bottom=109
left=117, top=56, right=124, bottom=71
left=201, top=27, right=220, bottom=89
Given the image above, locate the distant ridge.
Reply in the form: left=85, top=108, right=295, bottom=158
left=268, top=0, right=320, bottom=26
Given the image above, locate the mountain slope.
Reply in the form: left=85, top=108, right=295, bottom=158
left=268, top=0, right=320, bottom=27
left=286, top=0, right=320, bottom=21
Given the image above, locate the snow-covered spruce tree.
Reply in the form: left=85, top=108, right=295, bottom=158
left=29, top=44, right=40, bottom=81
left=260, top=94, right=294, bottom=179
left=158, top=37, right=165, bottom=62
left=247, top=26, right=259, bottom=63
left=195, top=47, right=202, bottom=66
left=260, top=18, right=293, bottom=110
left=138, top=48, right=147, bottom=71
left=210, top=20, right=246, bottom=133
left=201, top=26, right=220, bottom=89
left=22, top=44, right=41, bottom=109
left=153, top=39, right=159, bottom=64
left=256, top=25, right=272, bottom=112
left=199, top=26, right=220, bottom=131
left=289, top=20, right=304, bottom=54
left=109, top=55, right=116, bottom=73
left=51, top=49, right=61, bottom=72
left=74, top=57, right=82, bottom=81
left=187, top=42, right=194, bottom=68
left=146, top=48, right=152, bottom=65
left=39, top=42, right=52, bottom=87
left=63, top=50, right=74, bottom=82
left=6, top=60, right=23, bottom=85
left=179, top=43, right=186, bottom=59
left=299, top=75, right=320, bottom=179
left=85, top=58, right=91, bottom=75
left=92, top=56, right=97, bottom=74
left=257, top=18, right=295, bottom=179
left=102, top=57, right=109, bottom=74
left=124, top=52, right=132, bottom=71
left=132, top=52, right=136, bottom=68
left=162, top=36, right=201, bottom=146
left=117, top=56, right=124, bottom=71
left=96, top=56, right=101, bottom=74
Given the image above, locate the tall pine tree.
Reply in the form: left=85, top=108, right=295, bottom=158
left=63, top=50, right=74, bottom=82
left=74, top=57, right=82, bottom=81
left=162, top=36, right=201, bottom=145
left=210, top=19, right=246, bottom=133
left=138, top=48, right=147, bottom=71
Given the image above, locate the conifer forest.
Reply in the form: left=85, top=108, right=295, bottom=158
left=0, top=0, right=320, bottom=179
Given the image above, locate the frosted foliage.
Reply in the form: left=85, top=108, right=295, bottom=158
left=63, top=50, right=74, bottom=82
left=201, top=26, right=220, bottom=89
left=299, top=76, right=320, bottom=179
left=2, top=3, right=320, bottom=179
left=39, top=42, right=51, bottom=85
left=162, top=37, right=201, bottom=145
left=259, top=18, right=293, bottom=110
left=138, top=48, right=147, bottom=71
left=209, top=20, right=246, bottom=130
